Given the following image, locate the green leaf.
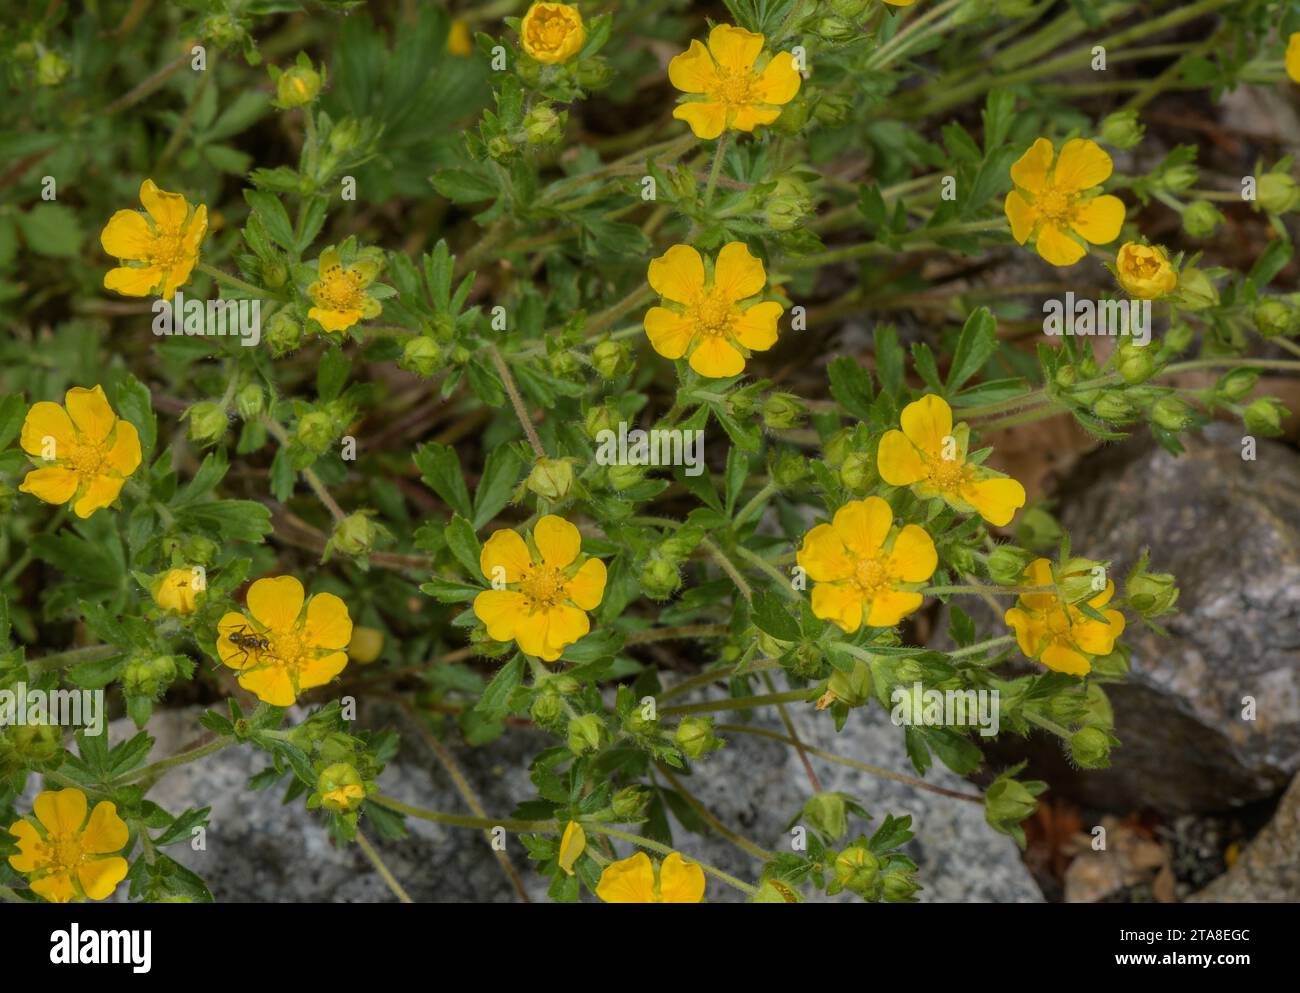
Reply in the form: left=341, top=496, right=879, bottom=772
left=472, top=445, right=521, bottom=529
left=114, top=376, right=157, bottom=460
left=415, top=443, right=473, bottom=519
left=243, top=190, right=296, bottom=252
left=317, top=347, right=351, bottom=402
left=432, top=168, right=497, bottom=203
left=750, top=590, right=801, bottom=643
left=948, top=307, right=998, bottom=391
left=17, top=203, right=81, bottom=258
left=474, top=654, right=523, bottom=720
left=874, top=325, right=905, bottom=398
left=827, top=356, right=874, bottom=419
left=444, top=514, right=484, bottom=582
left=0, top=394, right=24, bottom=449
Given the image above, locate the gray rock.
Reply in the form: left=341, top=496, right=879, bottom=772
left=1048, top=423, right=1300, bottom=813
left=1190, top=774, right=1300, bottom=902
left=75, top=699, right=1041, bottom=903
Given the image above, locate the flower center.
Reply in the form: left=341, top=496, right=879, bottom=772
left=42, top=833, right=86, bottom=875
left=315, top=266, right=365, bottom=312
left=267, top=628, right=308, bottom=673
left=710, top=67, right=756, bottom=106
left=691, top=293, right=735, bottom=338
left=853, top=555, right=894, bottom=596
left=925, top=457, right=968, bottom=494
left=67, top=441, right=105, bottom=477
left=1126, top=253, right=1160, bottom=278
left=519, top=564, right=567, bottom=611
left=529, top=12, right=572, bottom=52
left=145, top=230, right=189, bottom=270
left=1035, top=187, right=1074, bottom=224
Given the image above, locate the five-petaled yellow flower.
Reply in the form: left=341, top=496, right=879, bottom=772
left=7, top=788, right=129, bottom=904
left=797, top=496, right=937, bottom=632
left=473, top=515, right=607, bottom=662
left=1288, top=33, right=1300, bottom=83
left=520, top=2, right=586, bottom=64
left=644, top=242, right=783, bottom=378
left=1115, top=242, right=1177, bottom=300
left=100, top=179, right=208, bottom=297
left=595, top=851, right=705, bottom=903
left=19, top=385, right=141, bottom=519
left=217, top=576, right=353, bottom=706
left=668, top=25, right=801, bottom=139
left=877, top=394, right=1026, bottom=527
left=307, top=247, right=382, bottom=333
left=1004, top=138, right=1125, bottom=267
left=1003, top=558, right=1126, bottom=676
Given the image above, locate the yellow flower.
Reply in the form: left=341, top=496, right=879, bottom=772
left=1004, top=138, right=1126, bottom=266
left=1288, top=33, right=1300, bottom=83
left=1003, top=558, right=1125, bottom=676
left=558, top=820, right=586, bottom=875
left=668, top=24, right=801, bottom=139
left=595, top=851, right=705, bottom=903
left=100, top=178, right=208, bottom=297
left=448, top=18, right=474, bottom=57
left=877, top=394, right=1026, bottom=527
left=644, top=242, right=782, bottom=378
left=473, top=515, right=607, bottom=662
left=7, top=788, right=129, bottom=904
left=797, top=496, right=937, bottom=632
left=18, top=385, right=142, bottom=519
left=152, top=567, right=203, bottom=615
left=216, top=576, right=353, bottom=706
left=1114, top=242, right=1177, bottom=300
left=519, top=2, right=586, bottom=64
left=307, top=247, right=382, bottom=333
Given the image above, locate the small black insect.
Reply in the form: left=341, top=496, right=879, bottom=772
left=222, top=624, right=277, bottom=671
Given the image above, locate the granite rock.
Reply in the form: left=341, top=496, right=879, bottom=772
left=1190, top=774, right=1300, bottom=902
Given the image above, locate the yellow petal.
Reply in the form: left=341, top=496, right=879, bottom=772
left=238, top=665, right=298, bottom=706
left=961, top=475, right=1026, bottom=527
left=64, top=385, right=116, bottom=444
left=104, top=419, right=142, bottom=477
left=100, top=209, right=155, bottom=260
left=1041, top=642, right=1091, bottom=676
left=513, top=610, right=556, bottom=661
left=648, top=244, right=705, bottom=304
left=104, top=264, right=164, bottom=297
left=246, top=576, right=305, bottom=633
left=1004, top=190, right=1038, bottom=244
left=865, top=589, right=924, bottom=627
left=71, top=474, right=123, bottom=518
left=1087, top=580, right=1115, bottom=609
left=534, top=514, right=581, bottom=568
left=81, top=802, right=128, bottom=855
left=713, top=242, right=766, bottom=303
left=751, top=51, right=801, bottom=104
left=707, top=24, right=764, bottom=74
left=1017, top=558, right=1058, bottom=612
left=1070, top=194, right=1125, bottom=246
left=668, top=38, right=719, bottom=93
left=184, top=204, right=209, bottom=254
left=811, top=581, right=865, bottom=633
left=34, top=788, right=87, bottom=835
left=304, top=592, right=353, bottom=650
left=831, top=496, right=892, bottom=559
left=158, top=257, right=198, bottom=298
left=1009, top=138, right=1056, bottom=195
left=1004, top=606, right=1044, bottom=658
left=31, top=871, right=77, bottom=904
left=727, top=104, right=782, bottom=131
left=77, top=856, right=129, bottom=901
left=888, top=524, right=937, bottom=583
left=19, top=467, right=79, bottom=506
left=673, top=101, right=728, bottom=140
left=645, top=306, right=696, bottom=360
left=596, top=851, right=657, bottom=903
left=20, top=401, right=76, bottom=457
left=1052, top=138, right=1112, bottom=193
left=688, top=334, right=745, bottom=378
left=658, top=852, right=706, bottom=902
left=216, top=612, right=256, bottom=668
left=139, top=178, right=189, bottom=231
left=900, top=394, right=953, bottom=458
left=542, top=604, right=590, bottom=659
left=473, top=589, right=528, bottom=643
left=1035, top=222, right=1086, bottom=267
left=1073, top=610, right=1125, bottom=655
left=308, top=305, right=361, bottom=332
left=565, top=557, right=607, bottom=611
left=7, top=820, right=42, bottom=873
left=558, top=821, right=586, bottom=876
left=1288, top=33, right=1300, bottom=83
left=480, top=528, right=533, bottom=584
left=296, top=650, right=349, bottom=691
left=732, top=300, right=781, bottom=351
left=876, top=429, right=926, bottom=486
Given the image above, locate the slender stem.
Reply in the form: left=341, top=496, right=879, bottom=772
left=762, top=671, right=823, bottom=793
left=733, top=545, right=799, bottom=600
left=659, top=658, right=782, bottom=703
left=29, top=644, right=120, bottom=674
left=660, top=688, right=814, bottom=717
left=355, top=830, right=414, bottom=904
left=701, top=537, right=752, bottom=602
left=196, top=262, right=276, bottom=300
left=487, top=345, right=546, bottom=459
left=113, top=736, right=235, bottom=789
left=261, top=416, right=348, bottom=523
left=733, top=481, right=777, bottom=529
left=704, top=133, right=730, bottom=209
left=947, top=635, right=1016, bottom=659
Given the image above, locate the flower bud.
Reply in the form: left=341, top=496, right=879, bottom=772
left=839, top=451, right=873, bottom=494
left=1171, top=267, right=1219, bottom=311
left=584, top=404, right=618, bottom=440
left=1069, top=727, right=1113, bottom=769
left=1125, top=567, right=1179, bottom=619
left=1114, top=340, right=1156, bottom=384
left=674, top=716, right=723, bottom=759
left=762, top=392, right=806, bottom=430
left=829, top=0, right=872, bottom=15
left=823, top=660, right=872, bottom=709
left=831, top=845, right=880, bottom=898
left=296, top=410, right=335, bottom=453
left=1092, top=391, right=1133, bottom=422
left=1243, top=397, right=1289, bottom=437
left=813, top=92, right=851, bottom=127
left=1150, top=396, right=1193, bottom=432
left=1054, top=364, right=1078, bottom=388
left=639, top=555, right=681, bottom=600
left=801, top=792, right=849, bottom=842
left=755, top=630, right=793, bottom=659
left=1182, top=200, right=1224, bottom=238
left=348, top=626, right=384, bottom=664
left=1100, top=110, right=1144, bottom=150
left=1257, top=170, right=1300, bottom=214
left=523, top=104, right=564, bottom=145
left=987, top=545, right=1035, bottom=586
left=327, top=117, right=363, bottom=156
left=327, top=512, right=381, bottom=558
left=1014, top=505, right=1063, bottom=553
left=771, top=450, right=809, bottom=489
left=750, top=878, right=806, bottom=903
left=658, top=525, right=704, bottom=562
left=122, top=656, right=178, bottom=698
left=882, top=869, right=922, bottom=902
left=984, top=771, right=1044, bottom=842
left=1163, top=319, right=1195, bottom=353
left=527, top=458, right=574, bottom=502
left=822, top=428, right=853, bottom=468
left=1216, top=369, right=1257, bottom=402
left=567, top=714, right=605, bottom=754
left=275, top=64, right=322, bottom=108
left=1160, top=161, right=1198, bottom=194
left=37, top=51, right=71, bottom=86
left=1253, top=297, right=1297, bottom=338
left=1115, top=242, right=1177, bottom=300
left=151, top=567, right=203, bottom=615
left=317, top=762, right=366, bottom=813
left=591, top=338, right=633, bottom=379
left=231, top=384, right=264, bottom=420
left=611, top=785, right=652, bottom=820
left=530, top=689, right=564, bottom=726
left=12, top=723, right=63, bottom=765
left=606, top=463, right=645, bottom=491
left=266, top=312, right=303, bottom=356
left=400, top=336, right=445, bottom=378
left=185, top=401, right=228, bottom=446
left=764, top=176, right=814, bottom=232
left=815, top=15, right=856, bottom=41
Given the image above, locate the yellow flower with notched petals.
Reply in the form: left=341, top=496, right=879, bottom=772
left=797, top=496, right=937, bottom=632
left=1003, top=559, right=1125, bottom=676
left=7, top=788, right=129, bottom=904
left=877, top=394, right=1026, bottom=527
left=216, top=576, right=353, bottom=706
left=595, top=851, right=705, bottom=903
left=1115, top=242, right=1177, bottom=300
left=473, top=515, right=607, bottom=662
left=1288, top=33, right=1300, bottom=83
left=307, top=247, right=382, bottom=333
left=644, top=242, right=782, bottom=378
left=100, top=179, right=207, bottom=297
left=18, top=386, right=141, bottom=519
left=669, top=25, right=801, bottom=140
left=1004, top=138, right=1126, bottom=267
left=520, top=2, right=586, bottom=65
